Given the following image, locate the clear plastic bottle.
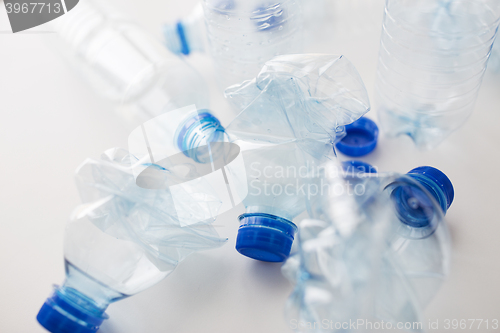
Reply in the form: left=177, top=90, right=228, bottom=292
left=234, top=140, right=335, bottom=262
left=377, top=167, right=453, bottom=321
left=164, top=3, right=207, bottom=56
left=488, top=37, right=500, bottom=73
left=164, top=0, right=304, bottom=89
left=226, top=54, right=371, bottom=262
left=51, top=0, right=209, bottom=126
left=374, top=0, right=500, bottom=149
left=284, top=163, right=454, bottom=331
left=36, top=148, right=226, bottom=333
left=129, top=54, right=370, bottom=262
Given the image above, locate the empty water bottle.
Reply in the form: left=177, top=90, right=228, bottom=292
left=284, top=163, right=453, bottom=331
left=228, top=54, right=370, bottom=262
left=214, top=54, right=371, bottom=262
left=488, top=38, right=500, bottom=73
left=129, top=54, right=370, bottom=180
left=224, top=54, right=370, bottom=145
left=374, top=0, right=500, bottom=149
left=164, top=3, right=207, bottom=56
left=164, top=0, right=304, bottom=89
left=235, top=140, right=335, bottom=262
left=36, top=148, right=226, bottom=333
left=51, top=0, right=209, bottom=126
left=129, top=54, right=370, bottom=262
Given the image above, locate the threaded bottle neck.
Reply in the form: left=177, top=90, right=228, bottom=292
left=176, top=111, right=226, bottom=163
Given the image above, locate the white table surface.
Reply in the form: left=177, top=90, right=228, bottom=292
left=1, top=0, right=499, bottom=332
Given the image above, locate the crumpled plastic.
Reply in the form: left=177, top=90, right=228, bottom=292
left=282, top=163, right=392, bottom=332
left=282, top=162, right=450, bottom=332
left=73, top=147, right=227, bottom=271
left=225, top=54, right=370, bottom=145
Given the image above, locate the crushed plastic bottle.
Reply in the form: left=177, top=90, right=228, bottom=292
left=488, top=37, right=500, bottom=73
left=234, top=139, right=336, bottom=262
left=283, top=162, right=453, bottom=331
left=128, top=54, right=371, bottom=177
left=51, top=0, right=210, bottom=126
left=225, top=54, right=370, bottom=262
left=129, top=54, right=370, bottom=262
left=224, top=54, right=371, bottom=145
left=374, top=0, right=500, bottom=149
left=164, top=0, right=304, bottom=89
left=36, top=148, right=226, bottom=333
left=128, top=105, right=247, bottom=225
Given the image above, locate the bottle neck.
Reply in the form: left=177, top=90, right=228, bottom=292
left=389, top=172, right=450, bottom=239
left=36, top=260, right=125, bottom=333
left=176, top=111, right=227, bottom=164
left=239, top=212, right=297, bottom=235
left=63, top=259, right=127, bottom=310
left=244, top=206, right=295, bottom=223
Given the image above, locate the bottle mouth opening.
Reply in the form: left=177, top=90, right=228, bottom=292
left=390, top=185, right=437, bottom=228
left=386, top=170, right=450, bottom=239
left=176, top=110, right=225, bottom=163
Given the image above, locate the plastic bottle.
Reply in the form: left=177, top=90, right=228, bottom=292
left=51, top=0, right=210, bottom=126
left=488, top=37, right=500, bottom=73
left=378, top=166, right=453, bottom=319
left=36, top=148, right=226, bottom=333
left=284, top=163, right=453, bottom=331
left=226, top=54, right=370, bottom=262
left=164, top=0, right=304, bottom=89
left=235, top=140, right=336, bottom=262
left=128, top=54, right=370, bottom=262
left=136, top=54, right=369, bottom=263
left=164, top=3, right=207, bottom=56
left=374, top=0, right=500, bottom=149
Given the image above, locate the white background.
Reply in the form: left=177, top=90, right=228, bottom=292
left=1, top=0, right=499, bottom=332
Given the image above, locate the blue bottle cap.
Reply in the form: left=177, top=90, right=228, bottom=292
left=342, top=160, right=377, bottom=174
left=389, top=166, right=454, bottom=238
left=407, top=166, right=454, bottom=212
left=236, top=213, right=297, bottom=262
left=37, top=287, right=108, bottom=333
left=335, top=117, right=379, bottom=157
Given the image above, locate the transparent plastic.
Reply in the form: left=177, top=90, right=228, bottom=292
left=51, top=0, right=209, bottom=126
left=237, top=139, right=336, bottom=223
left=128, top=106, right=248, bottom=223
left=128, top=54, right=370, bottom=262
left=133, top=54, right=370, bottom=169
left=374, top=0, right=500, bottom=149
left=164, top=0, right=304, bottom=89
left=225, top=54, right=369, bottom=261
left=488, top=37, right=500, bottom=73
left=283, top=162, right=452, bottom=331
left=37, top=148, right=226, bottom=332
left=225, top=54, right=371, bottom=145
left=164, top=3, right=207, bottom=56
